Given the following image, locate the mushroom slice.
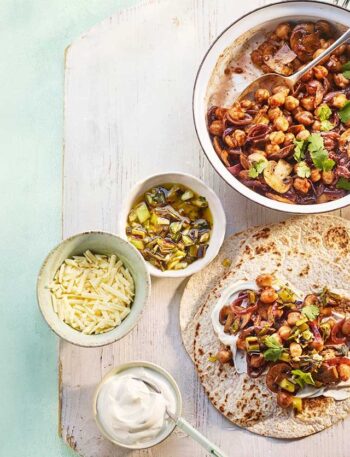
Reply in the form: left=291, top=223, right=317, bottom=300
left=263, top=160, right=292, bottom=194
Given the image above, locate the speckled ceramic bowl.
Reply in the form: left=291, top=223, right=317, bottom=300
left=37, top=231, right=151, bottom=347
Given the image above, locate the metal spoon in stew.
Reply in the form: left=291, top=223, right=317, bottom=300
left=133, top=377, right=228, bottom=457
left=237, top=27, right=350, bottom=102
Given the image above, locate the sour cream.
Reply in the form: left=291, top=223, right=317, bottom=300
left=211, top=280, right=350, bottom=401
left=211, top=280, right=259, bottom=373
left=96, top=366, right=178, bottom=447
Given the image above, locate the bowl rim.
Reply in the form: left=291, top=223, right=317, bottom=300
left=92, top=360, right=182, bottom=449
left=36, top=230, right=151, bottom=347
left=192, top=0, right=350, bottom=214
left=118, top=171, right=227, bottom=278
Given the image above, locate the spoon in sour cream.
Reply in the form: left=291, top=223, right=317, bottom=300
left=237, top=27, right=350, bottom=102
left=133, top=377, right=228, bottom=457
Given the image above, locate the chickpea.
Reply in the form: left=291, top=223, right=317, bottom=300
left=322, top=170, right=335, bottom=185
left=256, top=274, right=274, bottom=288
left=214, top=107, right=226, bottom=120
left=300, top=67, right=313, bottom=82
left=255, top=88, right=270, bottom=103
left=313, top=48, right=329, bottom=64
left=310, top=169, right=321, bottom=182
left=290, top=342, right=303, bottom=358
left=311, top=340, right=324, bottom=352
left=312, top=120, right=322, bottom=132
left=260, top=287, right=278, bottom=304
left=334, top=73, right=350, bottom=88
left=265, top=143, right=280, bottom=156
left=301, top=96, right=315, bottom=112
left=341, top=319, right=350, bottom=335
left=269, top=131, right=285, bottom=145
left=277, top=391, right=293, bottom=409
left=240, top=99, right=253, bottom=109
left=274, top=116, right=289, bottom=132
left=216, top=349, right=232, bottom=364
left=227, top=107, right=245, bottom=121
left=296, top=129, right=310, bottom=141
left=284, top=95, right=299, bottom=112
left=287, top=311, right=301, bottom=326
left=294, top=177, right=311, bottom=194
left=268, top=107, right=282, bottom=121
left=284, top=132, right=295, bottom=145
left=272, top=85, right=290, bottom=96
left=278, top=325, right=292, bottom=341
left=338, top=364, right=350, bottom=382
left=332, top=93, right=348, bottom=108
left=320, top=307, right=332, bottom=317
left=271, top=332, right=282, bottom=345
left=295, top=111, right=314, bottom=126
left=304, top=294, right=318, bottom=306
left=232, top=129, right=246, bottom=147
left=209, top=121, right=224, bottom=136
left=268, top=92, right=286, bottom=108
left=313, top=65, right=328, bottom=80
left=275, top=22, right=292, bottom=40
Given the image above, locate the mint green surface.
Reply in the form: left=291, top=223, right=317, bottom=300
left=0, top=1, right=136, bottom=455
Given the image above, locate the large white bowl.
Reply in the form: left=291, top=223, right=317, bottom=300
left=193, top=0, right=350, bottom=214
left=118, top=172, right=226, bottom=278
left=37, top=231, right=151, bottom=347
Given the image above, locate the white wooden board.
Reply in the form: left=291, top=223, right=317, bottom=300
left=61, top=0, right=350, bottom=456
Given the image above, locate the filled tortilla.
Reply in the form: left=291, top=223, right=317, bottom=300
left=180, top=215, right=350, bottom=438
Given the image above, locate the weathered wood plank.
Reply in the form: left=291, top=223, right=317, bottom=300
left=62, top=1, right=348, bottom=456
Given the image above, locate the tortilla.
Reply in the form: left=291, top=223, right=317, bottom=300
left=180, top=215, right=350, bottom=438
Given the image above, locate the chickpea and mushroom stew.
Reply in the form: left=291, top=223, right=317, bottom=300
left=126, top=184, right=213, bottom=271
left=208, top=21, right=350, bottom=204
left=214, top=274, right=350, bottom=412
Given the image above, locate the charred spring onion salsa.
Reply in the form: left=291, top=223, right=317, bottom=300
left=213, top=274, right=350, bottom=412
left=126, top=184, right=212, bottom=271
left=207, top=20, right=350, bottom=204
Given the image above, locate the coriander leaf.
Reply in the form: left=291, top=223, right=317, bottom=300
left=339, top=101, right=350, bottom=123
left=343, top=61, right=350, bottom=71
left=316, top=104, right=332, bottom=121
left=263, top=335, right=283, bottom=362
left=336, top=177, right=350, bottom=190
left=291, top=369, right=315, bottom=389
left=323, top=158, right=336, bottom=171
left=308, top=133, right=335, bottom=171
left=293, top=138, right=307, bottom=162
left=320, top=120, right=334, bottom=132
left=301, top=304, right=320, bottom=321
left=296, top=161, right=311, bottom=178
left=343, top=70, right=350, bottom=80
left=248, top=159, right=267, bottom=178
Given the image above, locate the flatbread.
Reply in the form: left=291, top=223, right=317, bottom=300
left=180, top=215, right=350, bottom=438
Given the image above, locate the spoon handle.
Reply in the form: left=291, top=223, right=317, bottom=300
left=291, top=28, right=350, bottom=83
left=176, top=416, right=229, bottom=457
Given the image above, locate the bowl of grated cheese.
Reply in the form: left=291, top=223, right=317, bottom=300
left=37, top=231, right=151, bottom=347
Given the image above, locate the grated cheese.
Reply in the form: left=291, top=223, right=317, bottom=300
left=49, top=250, right=134, bottom=335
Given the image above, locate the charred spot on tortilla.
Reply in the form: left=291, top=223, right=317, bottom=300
left=253, top=228, right=271, bottom=240
left=324, top=226, right=349, bottom=250
left=299, top=265, right=310, bottom=277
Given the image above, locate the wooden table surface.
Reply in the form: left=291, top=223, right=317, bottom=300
left=61, top=0, right=350, bottom=455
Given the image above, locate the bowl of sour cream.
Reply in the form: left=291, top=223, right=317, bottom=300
left=93, top=361, right=181, bottom=449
